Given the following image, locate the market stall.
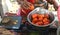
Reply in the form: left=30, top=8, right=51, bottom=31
left=0, top=0, right=60, bottom=35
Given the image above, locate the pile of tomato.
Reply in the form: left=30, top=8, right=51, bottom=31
left=31, top=14, right=51, bottom=26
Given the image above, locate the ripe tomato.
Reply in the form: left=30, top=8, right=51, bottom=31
left=39, top=17, right=43, bottom=21
left=41, top=14, right=45, bottom=18
left=32, top=18, right=38, bottom=22
left=31, top=14, right=50, bottom=26
left=43, top=19, right=46, bottom=23
left=43, top=18, right=50, bottom=25
left=44, top=14, right=49, bottom=18
left=32, top=14, right=38, bottom=19
left=43, top=18, right=49, bottom=22
left=44, top=22, right=49, bottom=25
left=38, top=14, right=44, bottom=18
left=36, top=21, right=43, bottom=25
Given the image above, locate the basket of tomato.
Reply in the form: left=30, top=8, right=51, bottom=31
left=27, top=7, right=55, bottom=27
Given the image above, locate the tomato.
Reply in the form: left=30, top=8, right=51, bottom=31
left=40, top=21, right=43, bottom=25
left=44, top=14, right=49, bottom=18
left=36, top=22, right=41, bottom=25
left=31, top=14, right=50, bottom=26
left=43, top=18, right=50, bottom=25
left=32, top=14, right=38, bottom=19
left=43, top=19, right=46, bottom=23
left=38, top=14, right=41, bottom=18
left=43, top=18, right=49, bottom=22
left=44, top=18, right=48, bottom=21
left=38, top=14, right=44, bottom=18
left=36, top=21, right=43, bottom=25
left=43, top=18, right=46, bottom=22
left=32, top=18, right=38, bottom=22
left=39, top=17, right=43, bottom=21
left=41, top=14, right=45, bottom=18
left=44, top=22, right=49, bottom=25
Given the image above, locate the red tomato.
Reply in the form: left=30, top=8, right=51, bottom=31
left=44, top=14, right=49, bottom=18
left=44, top=22, right=49, bottom=25
left=32, top=18, right=38, bottom=22
left=32, top=14, right=38, bottom=19
left=39, top=17, right=43, bottom=21
left=43, top=18, right=49, bottom=23
left=43, top=19, right=46, bottom=23
left=44, top=18, right=48, bottom=21
left=31, top=14, right=50, bottom=26
left=36, top=21, right=43, bottom=25
left=38, top=14, right=44, bottom=18
left=41, top=14, right=45, bottom=18
left=38, top=14, right=41, bottom=18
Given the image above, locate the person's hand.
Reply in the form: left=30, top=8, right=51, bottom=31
left=21, top=1, right=34, bottom=10
left=17, top=0, right=34, bottom=10
left=17, top=0, right=27, bottom=4
left=46, top=0, right=58, bottom=10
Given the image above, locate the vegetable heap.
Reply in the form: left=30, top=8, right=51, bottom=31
left=31, top=14, right=51, bottom=26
